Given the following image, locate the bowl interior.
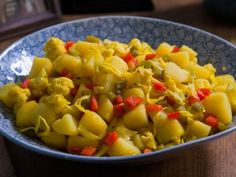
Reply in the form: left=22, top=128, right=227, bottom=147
left=0, top=16, right=236, bottom=163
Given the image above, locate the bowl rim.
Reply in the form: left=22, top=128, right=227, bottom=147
left=0, top=15, right=236, bottom=163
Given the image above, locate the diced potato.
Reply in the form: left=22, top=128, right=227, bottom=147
left=52, top=114, right=78, bottom=136
left=165, top=62, right=189, bottom=83
left=225, top=84, right=236, bottom=113
left=192, top=64, right=210, bottom=79
left=180, top=45, right=197, bottom=60
left=154, top=112, right=185, bottom=144
left=107, top=137, right=141, bottom=156
left=16, top=101, right=38, bottom=127
left=77, top=57, right=95, bottom=77
left=203, top=93, right=232, bottom=124
left=123, top=87, right=145, bottom=99
left=41, top=131, right=67, bottom=149
left=123, top=104, right=148, bottom=130
left=69, top=41, right=100, bottom=57
left=106, top=56, right=128, bottom=73
left=187, top=120, right=211, bottom=138
left=156, top=42, right=173, bottom=57
left=53, top=54, right=81, bottom=76
left=168, top=51, right=190, bottom=68
left=44, top=37, right=67, bottom=61
left=0, top=83, right=16, bottom=106
left=67, top=135, right=98, bottom=148
left=131, top=134, right=145, bottom=151
left=29, top=57, right=53, bottom=78
left=97, top=95, right=113, bottom=122
left=33, top=103, right=57, bottom=126
left=79, top=111, right=107, bottom=138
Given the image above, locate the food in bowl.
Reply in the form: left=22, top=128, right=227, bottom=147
left=0, top=35, right=235, bottom=157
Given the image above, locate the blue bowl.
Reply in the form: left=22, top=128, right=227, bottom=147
left=0, top=16, right=236, bottom=164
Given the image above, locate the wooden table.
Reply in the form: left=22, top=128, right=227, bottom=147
left=1, top=0, right=236, bottom=177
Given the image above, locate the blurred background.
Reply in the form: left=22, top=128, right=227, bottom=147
left=0, top=0, right=236, bottom=177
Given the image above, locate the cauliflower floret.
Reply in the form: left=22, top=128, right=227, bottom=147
left=5, top=85, right=31, bottom=112
left=40, top=94, right=70, bottom=114
left=48, top=77, right=74, bottom=96
left=29, top=69, right=48, bottom=98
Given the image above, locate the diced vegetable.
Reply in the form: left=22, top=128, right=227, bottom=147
left=187, top=120, right=211, bottom=138
left=29, top=57, right=53, bottom=78
left=145, top=104, right=163, bottom=112
left=80, top=146, right=97, bottom=156
left=153, top=82, right=166, bottom=92
left=90, top=96, right=99, bottom=112
left=165, top=62, right=189, bottom=83
left=97, top=95, right=113, bottom=122
left=124, top=96, right=143, bottom=110
left=167, top=112, right=180, bottom=120
left=205, top=115, right=218, bottom=129
left=104, top=131, right=119, bottom=145
left=156, top=42, right=173, bottom=57
left=168, top=51, right=190, bottom=68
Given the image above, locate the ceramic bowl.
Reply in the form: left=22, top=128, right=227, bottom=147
left=0, top=16, right=236, bottom=164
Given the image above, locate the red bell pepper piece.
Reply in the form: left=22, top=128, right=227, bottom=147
left=85, top=83, right=94, bottom=90
left=205, top=115, right=218, bottom=129
left=197, top=88, right=210, bottom=101
left=167, top=112, right=181, bottom=119
left=145, top=104, right=163, bottom=112
left=145, top=53, right=156, bottom=60
left=70, top=85, right=80, bottom=97
left=104, top=131, right=119, bottom=146
left=80, top=146, right=96, bottom=156
left=67, top=146, right=81, bottom=154
left=187, top=96, right=199, bottom=105
left=113, top=103, right=125, bottom=117
left=153, top=82, right=167, bottom=92
left=21, top=79, right=30, bottom=89
left=60, top=68, right=73, bottom=79
left=124, top=96, right=143, bottom=110
left=65, top=41, right=75, bottom=50
left=122, top=52, right=139, bottom=66
left=171, top=46, right=180, bottom=53
left=143, top=148, right=152, bottom=154
left=90, top=96, right=98, bottom=112
left=113, top=95, right=123, bottom=105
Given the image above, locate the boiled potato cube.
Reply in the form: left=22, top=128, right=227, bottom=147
left=154, top=112, right=185, bottom=144
left=106, top=56, right=128, bottom=73
left=156, top=42, right=173, bottom=57
left=168, top=51, right=190, bottom=68
left=16, top=101, right=38, bottom=127
left=123, top=104, right=148, bottom=130
left=225, top=84, right=236, bottom=113
left=192, top=64, right=210, bottom=79
left=123, top=87, right=145, bottom=99
left=41, top=131, right=67, bottom=149
left=67, top=135, right=98, bottom=148
left=79, top=111, right=107, bottom=138
left=97, top=95, right=113, bottom=122
left=107, top=137, right=141, bottom=156
left=187, top=120, right=211, bottom=138
left=180, top=45, right=197, bottom=60
left=165, top=62, right=189, bottom=83
left=203, top=92, right=232, bottom=124
left=44, top=37, right=67, bottom=61
left=29, top=57, right=53, bottom=78
left=53, top=54, right=81, bottom=76
left=52, top=114, right=79, bottom=136
left=0, top=83, right=16, bottom=106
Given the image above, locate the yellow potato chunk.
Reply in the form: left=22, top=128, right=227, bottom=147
left=52, top=114, right=79, bottom=136
left=41, top=131, right=67, bottom=149
left=79, top=111, right=107, bottom=138
left=203, top=93, right=232, bottom=124
left=154, top=112, right=185, bottom=144
left=123, top=104, right=148, bottom=130
left=156, top=42, right=173, bottom=57
left=123, top=87, right=145, bottom=99
left=97, top=95, right=113, bottom=122
left=168, top=51, right=190, bottom=68
left=192, top=64, right=210, bottom=79
left=67, top=135, right=98, bottom=148
left=180, top=45, right=197, bottom=60
left=0, top=83, right=16, bottom=106
left=53, top=54, right=81, bottom=76
left=187, top=120, right=211, bottom=138
left=16, top=101, right=38, bottom=127
left=107, top=137, right=141, bottom=156
left=165, top=62, right=189, bottom=83
left=225, top=84, right=236, bottom=113
left=106, top=56, right=128, bottom=73
left=29, top=57, right=53, bottom=78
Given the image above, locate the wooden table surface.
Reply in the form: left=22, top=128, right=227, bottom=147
left=1, top=0, right=236, bottom=177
